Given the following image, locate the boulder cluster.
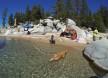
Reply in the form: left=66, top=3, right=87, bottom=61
left=0, top=17, right=97, bottom=44
left=29, top=17, right=66, bottom=35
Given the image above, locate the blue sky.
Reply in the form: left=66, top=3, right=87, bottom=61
left=0, top=0, right=108, bottom=26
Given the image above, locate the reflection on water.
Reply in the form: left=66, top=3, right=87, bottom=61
left=0, top=37, right=94, bottom=78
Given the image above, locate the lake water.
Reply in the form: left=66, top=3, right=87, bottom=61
left=0, top=37, right=94, bottom=78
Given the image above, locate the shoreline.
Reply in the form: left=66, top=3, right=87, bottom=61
left=0, top=34, right=86, bottom=48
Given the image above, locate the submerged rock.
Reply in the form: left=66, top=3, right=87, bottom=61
left=83, top=39, right=108, bottom=78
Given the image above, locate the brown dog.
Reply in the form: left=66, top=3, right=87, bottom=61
left=50, top=49, right=68, bottom=61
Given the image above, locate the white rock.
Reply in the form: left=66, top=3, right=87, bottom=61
left=32, top=26, right=45, bottom=33
left=53, top=19, right=60, bottom=25
left=45, top=26, right=52, bottom=33
left=56, top=23, right=63, bottom=31
left=40, top=19, right=44, bottom=24
left=69, top=25, right=82, bottom=38
left=66, top=18, right=76, bottom=26
left=84, top=39, right=108, bottom=77
left=5, top=29, right=12, bottom=35
left=52, top=29, right=57, bottom=33
left=77, top=38, right=87, bottom=44
left=44, top=19, right=54, bottom=28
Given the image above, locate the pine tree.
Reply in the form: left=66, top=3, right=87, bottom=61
left=2, top=8, right=8, bottom=27
left=86, top=10, right=94, bottom=27
left=99, top=5, right=108, bottom=28
left=74, top=0, right=81, bottom=16
left=44, top=11, right=51, bottom=19
left=80, top=0, right=89, bottom=26
left=36, top=4, right=42, bottom=20
left=25, top=5, right=31, bottom=21
left=74, top=0, right=81, bottom=26
left=30, top=5, right=37, bottom=21
left=53, top=0, right=64, bottom=19
left=93, top=12, right=106, bottom=32
left=14, top=12, right=24, bottom=25
left=8, top=13, right=14, bottom=26
left=41, top=7, right=45, bottom=19
left=65, top=0, right=75, bottom=19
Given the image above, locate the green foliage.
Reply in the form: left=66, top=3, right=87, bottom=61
left=53, top=0, right=64, bottom=19
left=99, top=5, right=108, bottom=28
left=30, top=5, right=37, bottom=21
left=80, top=0, right=89, bottom=26
left=33, top=20, right=40, bottom=25
left=8, top=13, right=14, bottom=26
left=74, top=0, right=81, bottom=15
left=14, top=12, right=25, bottom=25
left=93, top=12, right=106, bottom=32
left=2, top=8, right=8, bottom=27
left=30, top=4, right=42, bottom=21
left=44, top=11, right=51, bottom=19
left=65, top=0, right=76, bottom=19
left=86, top=10, right=94, bottom=27
left=25, top=5, right=31, bottom=21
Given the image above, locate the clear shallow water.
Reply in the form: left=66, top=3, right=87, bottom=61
left=0, top=37, right=94, bottom=78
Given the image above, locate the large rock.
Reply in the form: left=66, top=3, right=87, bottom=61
left=5, top=29, right=12, bottom=35
left=45, top=26, right=52, bottom=33
left=53, top=19, right=60, bottom=25
left=83, top=39, right=108, bottom=78
left=66, top=18, right=76, bottom=26
left=44, top=19, right=54, bottom=28
left=69, top=25, right=83, bottom=38
left=52, top=29, right=57, bottom=33
left=56, top=23, right=63, bottom=31
left=31, top=26, right=45, bottom=35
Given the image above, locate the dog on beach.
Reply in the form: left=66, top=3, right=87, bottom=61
left=50, top=49, right=68, bottom=61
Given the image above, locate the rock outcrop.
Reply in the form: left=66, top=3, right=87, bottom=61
left=83, top=39, right=108, bottom=78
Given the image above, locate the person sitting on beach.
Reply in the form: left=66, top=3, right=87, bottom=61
left=50, top=35, right=55, bottom=44
left=27, top=31, right=30, bottom=35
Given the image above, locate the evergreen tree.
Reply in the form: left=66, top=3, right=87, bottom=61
left=74, top=0, right=81, bottom=26
left=65, top=0, right=75, bottom=19
left=74, top=0, right=81, bottom=16
left=99, top=5, right=108, bottom=28
left=36, top=4, right=42, bottom=20
left=30, top=5, right=37, bottom=21
left=80, top=0, right=89, bottom=26
left=14, top=11, right=24, bottom=25
left=31, top=4, right=43, bottom=21
left=53, top=0, right=64, bottom=19
left=86, top=10, right=94, bottom=27
left=8, top=13, right=14, bottom=26
left=25, top=5, right=31, bottom=21
left=44, top=11, right=51, bottom=18
left=41, top=7, right=45, bottom=19
left=2, top=8, right=8, bottom=27
left=93, top=12, right=106, bottom=32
